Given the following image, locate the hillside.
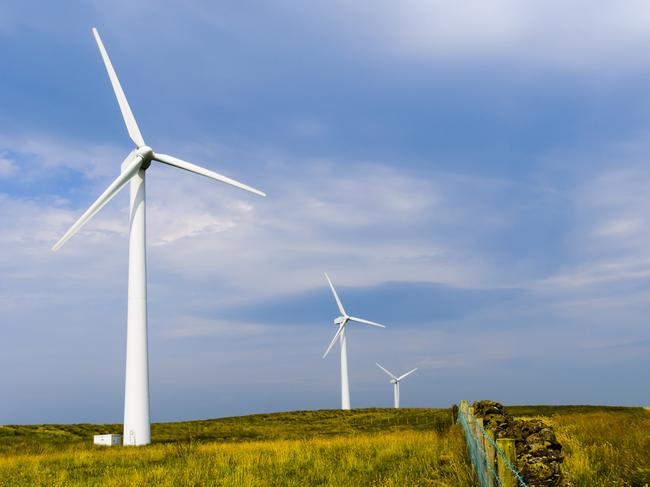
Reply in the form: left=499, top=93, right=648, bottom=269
left=0, top=408, right=474, bottom=486
left=2, top=405, right=648, bottom=486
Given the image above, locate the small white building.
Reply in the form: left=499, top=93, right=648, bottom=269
left=93, top=434, right=121, bottom=446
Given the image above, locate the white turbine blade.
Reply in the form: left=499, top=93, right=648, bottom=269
left=397, top=368, right=418, bottom=381
left=349, top=316, right=386, bottom=328
left=153, top=153, right=266, bottom=197
left=376, top=363, right=398, bottom=380
left=92, top=28, right=145, bottom=148
left=322, top=324, right=344, bottom=359
left=324, top=272, right=346, bottom=316
left=51, top=154, right=141, bottom=251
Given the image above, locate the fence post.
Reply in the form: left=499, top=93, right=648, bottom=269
left=496, top=438, right=517, bottom=487
left=475, top=418, right=487, bottom=481
left=459, top=400, right=469, bottom=415
left=484, top=429, right=496, bottom=487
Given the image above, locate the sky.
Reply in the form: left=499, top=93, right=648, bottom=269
left=2, top=0, right=650, bottom=424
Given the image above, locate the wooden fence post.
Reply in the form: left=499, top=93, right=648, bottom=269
left=496, top=438, right=517, bottom=487
left=475, top=418, right=488, bottom=481
left=484, top=429, right=496, bottom=487
left=459, top=400, right=469, bottom=415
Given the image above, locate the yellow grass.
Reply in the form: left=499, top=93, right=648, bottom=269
left=0, top=429, right=474, bottom=486
left=515, top=410, right=650, bottom=486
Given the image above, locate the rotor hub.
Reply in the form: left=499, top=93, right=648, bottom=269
left=136, top=145, right=154, bottom=162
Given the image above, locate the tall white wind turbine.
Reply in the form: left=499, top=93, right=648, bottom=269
left=52, top=28, right=265, bottom=446
left=322, top=273, right=386, bottom=410
left=376, top=363, right=417, bottom=408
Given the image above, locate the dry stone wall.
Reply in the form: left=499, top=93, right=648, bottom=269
left=472, top=400, right=568, bottom=487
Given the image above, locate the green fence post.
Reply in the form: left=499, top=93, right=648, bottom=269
left=475, top=417, right=487, bottom=481
left=496, top=438, right=517, bottom=487
left=485, top=428, right=496, bottom=487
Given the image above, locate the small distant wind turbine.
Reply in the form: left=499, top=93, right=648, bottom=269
left=322, top=273, right=386, bottom=410
left=52, top=28, right=265, bottom=446
left=376, top=363, right=418, bottom=408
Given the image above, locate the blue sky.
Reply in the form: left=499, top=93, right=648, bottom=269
left=2, top=1, right=650, bottom=424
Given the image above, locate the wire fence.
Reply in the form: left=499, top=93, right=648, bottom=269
left=341, top=414, right=452, bottom=434
left=457, top=400, right=528, bottom=487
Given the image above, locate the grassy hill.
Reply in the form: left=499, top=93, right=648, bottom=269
left=506, top=404, right=650, bottom=486
left=2, top=405, right=648, bottom=486
left=0, top=408, right=474, bottom=486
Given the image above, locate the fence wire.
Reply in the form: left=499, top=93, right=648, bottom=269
left=457, top=407, right=528, bottom=487
left=458, top=408, right=501, bottom=487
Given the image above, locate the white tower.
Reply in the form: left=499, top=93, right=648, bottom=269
left=322, top=273, right=386, bottom=410
left=376, top=363, right=418, bottom=409
left=52, top=28, right=265, bottom=445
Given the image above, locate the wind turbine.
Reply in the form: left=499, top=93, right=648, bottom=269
left=52, top=28, right=265, bottom=446
left=322, top=273, right=386, bottom=410
left=376, top=363, right=417, bottom=408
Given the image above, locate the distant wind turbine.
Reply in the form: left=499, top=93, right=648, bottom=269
left=52, top=28, right=265, bottom=446
left=322, top=273, right=386, bottom=410
left=376, top=363, right=418, bottom=408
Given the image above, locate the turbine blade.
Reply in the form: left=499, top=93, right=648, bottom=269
left=349, top=316, right=386, bottom=328
left=92, top=28, right=145, bottom=147
left=322, top=324, right=344, bottom=359
left=324, top=272, right=346, bottom=316
left=153, top=153, right=265, bottom=197
left=376, top=363, right=398, bottom=380
left=51, top=154, right=141, bottom=251
left=398, top=368, right=418, bottom=381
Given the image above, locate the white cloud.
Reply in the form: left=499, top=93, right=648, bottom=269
left=140, top=157, right=510, bottom=298
left=0, top=156, right=15, bottom=177
left=595, top=218, right=643, bottom=238
left=555, top=166, right=650, bottom=285
left=0, top=133, right=127, bottom=183
left=76, top=0, right=650, bottom=80
left=0, top=132, right=515, bottom=328
left=322, top=1, right=650, bottom=73
left=541, top=256, right=650, bottom=289
left=160, top=316, right=273, bottom=338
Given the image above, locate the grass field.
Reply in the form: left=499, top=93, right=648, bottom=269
left=0, top=408, right=474, bottom=486
left=2, top=405, right=648, bottom=486
left=508, top=405, right=650, bottom=486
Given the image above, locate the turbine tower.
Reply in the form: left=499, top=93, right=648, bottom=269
left=322, top=273, right=386, bottom=410
left=52, top=28, right=265, bottom=446
left=376, top=363, right=418, bottom=408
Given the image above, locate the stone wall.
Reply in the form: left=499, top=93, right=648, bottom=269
left=472, top=400, right=567, bottom=486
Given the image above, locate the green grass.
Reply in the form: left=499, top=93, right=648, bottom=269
left=4, top=405, right=648, bottom=486
left=505, top=405, right=650, bottom=486
left=506, top=404, right=648, bottom=418
left=0, top=408, right=474, bottom=486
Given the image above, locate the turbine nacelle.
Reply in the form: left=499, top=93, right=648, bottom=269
left=123, top=146, right=154, bottom=171
left=334, top=316, right=347, bottom=325
left=136, top=146, right=154, bottom=162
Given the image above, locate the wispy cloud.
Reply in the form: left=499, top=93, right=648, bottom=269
left=160, top=316, right=274, bottom=338
left=0, top=155, right=15, bottom=178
